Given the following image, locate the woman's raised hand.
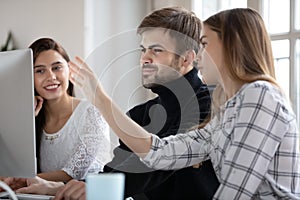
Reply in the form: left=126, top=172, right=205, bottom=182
left=69, top=56, right=104, bottom=105
left=34, top=96, right=43, bottom=116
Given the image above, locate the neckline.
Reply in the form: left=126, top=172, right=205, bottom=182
left=43, top=100, right=83, bottom=135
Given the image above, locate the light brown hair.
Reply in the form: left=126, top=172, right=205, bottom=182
left=204, top=8, right=277, bottom=85
left=137, top=6, right=202, bottom=55
left=199, top=8, right=281, bottom=128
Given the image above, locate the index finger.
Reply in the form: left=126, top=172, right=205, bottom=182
left=3, top=177, right=14, bottom=185
left=53, top=186, right=65, bottom=200
left=74, top=56, right=93, bottom=73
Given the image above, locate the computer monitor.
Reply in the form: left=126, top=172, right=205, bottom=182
left=0, top=49, right=36, bottom=178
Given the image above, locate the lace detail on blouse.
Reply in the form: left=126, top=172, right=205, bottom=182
left=40, top=100, right=110, bottom=180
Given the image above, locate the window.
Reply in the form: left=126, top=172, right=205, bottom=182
left=263, top=0, right=290, bottom=34
left=295, top=39, right=300, bottom=120
left=271, top=40, right=290, bottom=98
left=296, top=0, right=300, bottom=30
left=262, top=0, right=300, bottom=125
left=193, top=0, right=300, bottom=125
left=192, top=0, right=247, bottom=20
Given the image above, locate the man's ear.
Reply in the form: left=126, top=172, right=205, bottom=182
left=182, top=50, right=196, bottom=68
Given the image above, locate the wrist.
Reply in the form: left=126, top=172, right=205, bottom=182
left=47, top=181, right=65, bottom=195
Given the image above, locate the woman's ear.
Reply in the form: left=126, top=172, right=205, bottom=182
left=182, top=50, right=196, bottom=68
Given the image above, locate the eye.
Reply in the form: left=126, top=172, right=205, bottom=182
left=152, top=48, right=163, bottom=54
left=53, top=65, right=62, bottom=71
left=200, top=42, right=207, bottom=51
left=140, top=47, right=146, bottom=53
left=34, top=69, right=45, bottom=74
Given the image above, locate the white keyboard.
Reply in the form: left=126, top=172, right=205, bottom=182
left=0, top=192, right=54, bottom=200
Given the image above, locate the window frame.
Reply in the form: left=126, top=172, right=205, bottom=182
left=250, top=0, right=300, bottom=125
left=192, top=0, right=300, bottom=126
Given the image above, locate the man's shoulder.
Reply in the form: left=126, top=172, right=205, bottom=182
left=186, top=70, right=211, bottom=98
left=127, top=97, right=159, bottom=114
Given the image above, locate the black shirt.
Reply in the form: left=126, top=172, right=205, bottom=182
left=103, top=68, right=219, bottom=200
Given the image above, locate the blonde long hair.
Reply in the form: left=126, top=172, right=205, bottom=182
left=205, top=8, right=276, bottom=83
left=199, top=8, right=282, bottom=127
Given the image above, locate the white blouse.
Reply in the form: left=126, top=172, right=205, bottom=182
left=40, top=100, right=110, bottom=180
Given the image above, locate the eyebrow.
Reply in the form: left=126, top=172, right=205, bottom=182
left=140, top=44, right=166, bottom=49
left=200, top=35, right=207, bottom=42
left=34, top=61, right=64, bottom=68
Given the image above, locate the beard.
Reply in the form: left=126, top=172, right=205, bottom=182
left=142, top=58, right=181, bottom=89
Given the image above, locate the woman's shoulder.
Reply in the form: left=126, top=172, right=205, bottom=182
left=72, top=99, right=108, bottom=129
left=76, top=99, right=105, bottom=119
left=74, top=99, right=97, bottom=111
left=237, top=80, right=284, bottom=100
left=241, top=80, right=277, bottom=91
left=235, top=81, right=295, bottom=118
left=225, top=81, right=282, bottom=110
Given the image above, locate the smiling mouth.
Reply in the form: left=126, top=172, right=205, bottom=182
left=44, top=84, right=59, bottom=90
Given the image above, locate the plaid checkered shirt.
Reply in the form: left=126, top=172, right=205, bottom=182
left=142, top=81, right=300, bottom=199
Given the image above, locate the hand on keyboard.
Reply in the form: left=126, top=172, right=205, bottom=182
left=0, top=177, right=27, bottom=192
left=16, top=177, right=64, bottom=196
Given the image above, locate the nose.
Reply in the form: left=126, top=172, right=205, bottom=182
left=140, top=49, right=153, bottom=65
left=47, top=70, right=56, bottom=80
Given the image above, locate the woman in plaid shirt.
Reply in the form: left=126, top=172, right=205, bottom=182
left=69, top=8, right=299, bottom=200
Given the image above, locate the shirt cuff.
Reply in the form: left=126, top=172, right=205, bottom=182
left=140, top=134, right=161, bottom=167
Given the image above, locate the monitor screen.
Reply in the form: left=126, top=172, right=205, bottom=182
left=0, top=49, right=36, bottom=178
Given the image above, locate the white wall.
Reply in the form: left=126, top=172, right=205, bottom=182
left=151, top=0, right=192, bottom=10
left=0, top=0, right=195, bottom=158
left=0, top=0, right=193, bottom=112
left=83, top=0, right=151, bottom=153
left=83, top=0, right=150, bottom=111
left=0, top=0, right=152, bottom=158
left=0, top=0, right=84, bottom=58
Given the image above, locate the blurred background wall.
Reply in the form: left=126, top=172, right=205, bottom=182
left=0, top=0, right=192, bottom=155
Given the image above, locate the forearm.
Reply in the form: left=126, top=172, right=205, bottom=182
left=69, top=57, right=152, bottom=157
left=95, top=88, right=152, bottom=157
left=38, top=170, right=72, bottom=182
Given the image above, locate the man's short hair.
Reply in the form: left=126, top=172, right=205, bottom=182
left=137, top=6, right=202, bottom=55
